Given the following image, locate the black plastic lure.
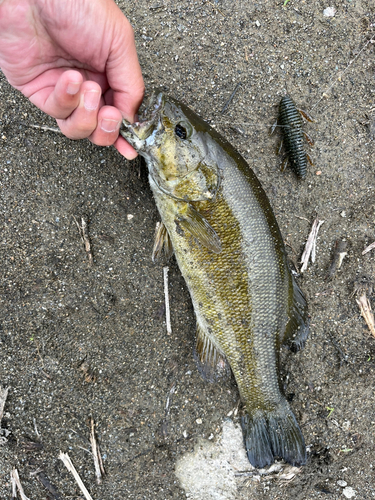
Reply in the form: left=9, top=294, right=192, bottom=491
left=271, top=95, right=314, bottom=179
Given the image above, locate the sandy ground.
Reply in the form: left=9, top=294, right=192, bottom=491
left=1, top=0, right=375, bottom=499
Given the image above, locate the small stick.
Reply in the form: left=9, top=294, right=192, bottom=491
left=163, top=266, right=172, bottom=335
left=0, top=386, right=9, bottom=422
left=160, top=383, right=177, bottom=438
left=33, top=417, right=40, bottom=439
left=294, top=215, right=310, bottom=222
left=221, top=82, right=241, bottom=114
left=327, top=239, right=348, bottom=278
left=10, top=469, right=31, bottom=500
left=300, top=218, right=325, bottom=273
left=165, top=384, right=176, bottom=414
left=58, top=451, right=94, bottom=500
left=362, top=241, right=375, bottom=255
left=206, top=1, right=225, bottom=17
left=90, top=418, right=105, bottom=485
left=0, top=386, right=10, bottom=445
left=28, top=124, right=61, bottom=133
left=356, top=293, right=375, bottom=338
left=73, top=215, right=93, bottom=266
left=11, top=470, right=17, bottom=499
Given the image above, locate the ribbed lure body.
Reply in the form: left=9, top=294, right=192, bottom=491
left=279, top=95, right=308, bottom=179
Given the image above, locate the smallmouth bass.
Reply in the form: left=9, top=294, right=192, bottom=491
left=120, top=92, right=309, bottom=468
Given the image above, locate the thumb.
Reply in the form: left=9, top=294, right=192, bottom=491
left=106, top=12, right=145, bottom=122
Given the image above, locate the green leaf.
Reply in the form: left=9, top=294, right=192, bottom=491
left=326, top=407, right=334, bottom=418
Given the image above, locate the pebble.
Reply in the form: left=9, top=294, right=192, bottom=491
left=343, top=486, right=356, bottom=499
left=196, top=418, right=203, bottom=425
left=337, top=480, right=347, bottom=487
left=323, top=7, right=336, bottom=17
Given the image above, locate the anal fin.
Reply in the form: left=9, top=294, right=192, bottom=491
left=194, top=324, right=230, bottom=382
left=283, top=278, right=309, bottom=353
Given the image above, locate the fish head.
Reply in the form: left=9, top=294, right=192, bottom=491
left=120, top=91, right=220, bottom=202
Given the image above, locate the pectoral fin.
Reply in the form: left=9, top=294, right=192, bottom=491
left=194, top=324, right=230, bottom=382
left=177, top=204, right=222, bottom=254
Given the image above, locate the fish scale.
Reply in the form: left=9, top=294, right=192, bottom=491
left=120, top=92, right=309, bottom=468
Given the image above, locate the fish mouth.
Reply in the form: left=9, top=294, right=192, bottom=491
left=120, top=91, right=164, bottom=152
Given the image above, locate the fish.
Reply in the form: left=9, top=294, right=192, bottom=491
left=120, top=91, right=309, bottom=468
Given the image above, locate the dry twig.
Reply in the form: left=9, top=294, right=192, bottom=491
left=221, top=82, right=241, bottom=114
left=58, top=451, right=94, bottom=500
left=300, top=217, right=325, bottom=273
left=356, top=293, right=375, bottom=338
left=11, top=471, right=17, bottom=499
left=206, top=0, right=225, bottom=17
left=0, top=386, right=9, bottom=422
left=90, top=418, right=105, bottom=485
left=28, top=124, right=61, bottom=133
left=362, top=241, right=375, bottom=255
left=0, top=386, right=10, bottom=445
left=327, top=239, right=348, bottom=278
left=163, top=266, right=172, bottom=335
left=73, top=215, right=93, bottom=266
left=10, top=469, right=31, bottom=500
left=33, top=417, right=40, bottom=439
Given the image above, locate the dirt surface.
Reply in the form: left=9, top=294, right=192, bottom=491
left=1, top=1, right=375, bottom=499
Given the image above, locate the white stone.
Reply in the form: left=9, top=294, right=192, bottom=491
left=175, top=420, right=253, bottom=500
left=337, top=480, right=347, bottom=487
left=323, top=7, right=336, bottom=17
left=343, top=486, right=356, bottom=499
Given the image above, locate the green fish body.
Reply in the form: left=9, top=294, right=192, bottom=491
left=120, top=92, right=309, bottom=468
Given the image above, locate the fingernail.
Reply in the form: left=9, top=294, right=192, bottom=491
left=66, top=81, right=81, bottom=95
left=101, top=118, right=121, bottom=133
left=84, top=90, right=101, bottom=110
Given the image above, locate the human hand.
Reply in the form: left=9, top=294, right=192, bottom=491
left=0, top=0, right=144, bottom=159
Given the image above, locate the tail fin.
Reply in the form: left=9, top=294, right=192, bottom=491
left=242, top=404, right=306, bottom=468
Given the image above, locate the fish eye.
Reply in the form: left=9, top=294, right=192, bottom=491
left=175, top=121, right=192, bottom=140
